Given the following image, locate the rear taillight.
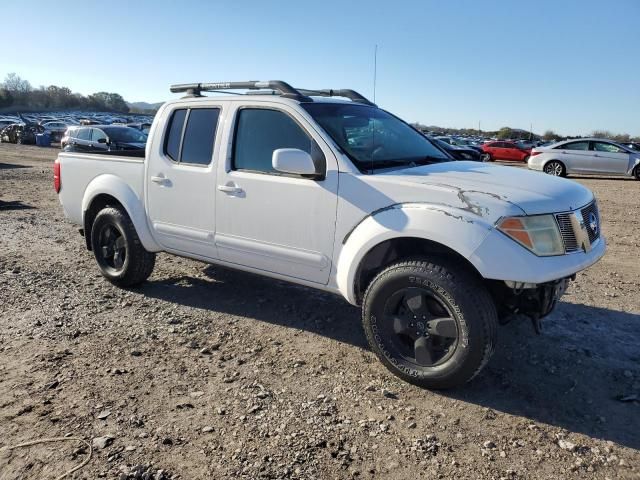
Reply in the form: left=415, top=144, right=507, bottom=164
left=54, top=159, right=61, bottom=193
left=531, top=151, right=542, bottom=157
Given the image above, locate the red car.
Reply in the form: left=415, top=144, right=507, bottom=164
left=481, top=141, right=531, bottom=162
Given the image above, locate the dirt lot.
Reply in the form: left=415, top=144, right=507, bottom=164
left=0, top=143, right=638, bottom=480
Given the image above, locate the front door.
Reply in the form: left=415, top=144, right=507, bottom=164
left=146, top=106, right=221, bottom=258
left=215, top=104, right=338, bottom=284
left=591, top=141, right=630, bottom=174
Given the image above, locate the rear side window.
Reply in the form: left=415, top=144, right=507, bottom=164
left=233, top=108, right=316, bottom=174
left=163, top=108, right=219, bottom=165
left=164, top=109, right=187, bottom=161
left=181, top=109, right=220, bottom=165
left=557, top=141, right=589, bottom=151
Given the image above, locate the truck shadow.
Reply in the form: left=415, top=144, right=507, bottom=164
left=0, top=200, right=35, bottom=210
left=142, top=265, right=640, bottom=450
left=0, top=162, right=31, bottom=170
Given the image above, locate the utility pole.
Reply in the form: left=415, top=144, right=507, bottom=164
left=478, top=120, right=481, bottom=135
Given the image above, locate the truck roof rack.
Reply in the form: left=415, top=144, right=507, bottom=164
left=169, top=80, right=376, bottom=106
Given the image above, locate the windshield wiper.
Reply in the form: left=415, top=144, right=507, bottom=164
left=365, top=156, right=447, bottom=171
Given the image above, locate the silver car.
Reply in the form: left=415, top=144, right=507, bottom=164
left=528, top=138, right=640, bottom=180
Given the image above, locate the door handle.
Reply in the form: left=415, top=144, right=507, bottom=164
left=151, top=174, right=167, bottom=184
left=218, top=184, right=243, bottom=194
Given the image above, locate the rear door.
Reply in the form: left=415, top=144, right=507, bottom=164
left=591, top=141, right=630, bottom=174
left=552, top=140, right=591, bottom=173
left=146, top=105, right=222, bottom=258
left=214, top=102, right=338, bottom=284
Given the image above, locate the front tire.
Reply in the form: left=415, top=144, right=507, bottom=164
left=634, top=166, right=640, bottom=181
left=362, top=258, right=497, bottom=389
left=90, top=207, right=155, bottom=287
left=481, top=153, right=492, bottom=162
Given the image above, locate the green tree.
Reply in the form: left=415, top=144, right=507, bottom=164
left=543, top=130, right=559, bottom=141
left=497, top=127, right=513, bottom=139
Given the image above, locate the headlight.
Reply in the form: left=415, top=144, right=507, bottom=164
left=497, top=215, right=564, bottom=256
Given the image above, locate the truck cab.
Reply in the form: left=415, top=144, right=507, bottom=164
left=55, top=80, right=605, bottom=389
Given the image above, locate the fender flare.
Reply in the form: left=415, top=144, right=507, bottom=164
left=335, top=203, right=495, bottom=305
left=81, top=174, right=161, bottom=252
left=629, top=157, right=640, bottom=176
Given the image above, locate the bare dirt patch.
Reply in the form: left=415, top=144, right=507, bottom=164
left=1, top=145, right=638, bottom=479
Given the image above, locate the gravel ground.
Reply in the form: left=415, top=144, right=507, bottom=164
left=0, top=143, right=638, bottom=480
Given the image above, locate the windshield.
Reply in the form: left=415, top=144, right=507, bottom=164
left=302, top=103, right=450, bottom=172
left=103, top=127, right=147, bottom=143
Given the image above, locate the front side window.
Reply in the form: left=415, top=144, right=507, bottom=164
left=558, top=141, right=589, bottom=151
left=76, top=128, right=91, bottom=141
left=302, top=103, right=449, bottom=172
left=233, top=108, right=316, bottom=174
left=92, top=128, right=107, bottom=143
left=593, top=142, right=625, bottom=153
left=163, top=108, right=219, bottom=165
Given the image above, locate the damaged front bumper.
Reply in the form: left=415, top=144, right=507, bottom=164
left=493, top=277, right=573, bottom=333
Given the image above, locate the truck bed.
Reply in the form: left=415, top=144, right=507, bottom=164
left=56, top=152, right=145, bottom=226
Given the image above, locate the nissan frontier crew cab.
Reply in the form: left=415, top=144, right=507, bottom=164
left=54, top=81, right=606, bottom=389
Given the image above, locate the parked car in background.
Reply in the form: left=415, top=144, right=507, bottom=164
left=481, top=141, right=531, bottom=162
left=432, top=137, right=482, bottom=161
left=127, top=122, right=152, bottom=134
left=0, top=123, right=44, bottom=144
left=528, top=138, right=640, bottom=179
left=624, top=142, right=640, bottom=152
left=62, top=126, right=147, bottom=153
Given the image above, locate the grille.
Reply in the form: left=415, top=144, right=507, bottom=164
left=555, top=213, right=579, bottom=253
left=581, top=202, right=600, bottom=243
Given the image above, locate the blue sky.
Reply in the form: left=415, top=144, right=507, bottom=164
left=3, top=0, right=639, bottom=136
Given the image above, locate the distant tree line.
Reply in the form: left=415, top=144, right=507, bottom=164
left=0, top=73, right=129, bottom=113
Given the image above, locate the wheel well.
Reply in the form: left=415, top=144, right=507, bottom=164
left=83, top=194, right=124, bottom=250
left=354, top=237, right=482, bottom=304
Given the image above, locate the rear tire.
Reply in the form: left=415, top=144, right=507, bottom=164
left=90, top=207, right=155, bottom=287
left=362, top=258, right=497, bottom=389
left=544, top=160, right=566, bottom=177
left=523, top=154, right=530, bottom=163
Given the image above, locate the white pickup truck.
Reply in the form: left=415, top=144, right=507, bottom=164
left=55, top=80, right=606, bottom=389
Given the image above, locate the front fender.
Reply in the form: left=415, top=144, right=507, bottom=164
left=82, top=174, right=161, bottom=252
left=336, top=203, right=495, bottom=305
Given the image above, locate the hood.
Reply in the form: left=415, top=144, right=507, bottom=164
left=376, top=161, right=594, bottom=216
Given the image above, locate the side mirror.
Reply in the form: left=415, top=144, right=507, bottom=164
left=97, top=137, right=107, bottom=144
left=272, top=148, right=318, bottom=176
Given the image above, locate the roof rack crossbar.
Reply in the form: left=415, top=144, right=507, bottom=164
left=169, top=80, right=312, bottom=101
left=296, top=88, right=376, bottom=106
left=169, top=81, right=375, bottom=105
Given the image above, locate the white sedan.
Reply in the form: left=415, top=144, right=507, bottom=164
left=528, top=138, right=640, bottom=180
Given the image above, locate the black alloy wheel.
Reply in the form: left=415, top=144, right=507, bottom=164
left=96, top=223, right=127, bottom=274
left=381, top=287, right=458, bottom=367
